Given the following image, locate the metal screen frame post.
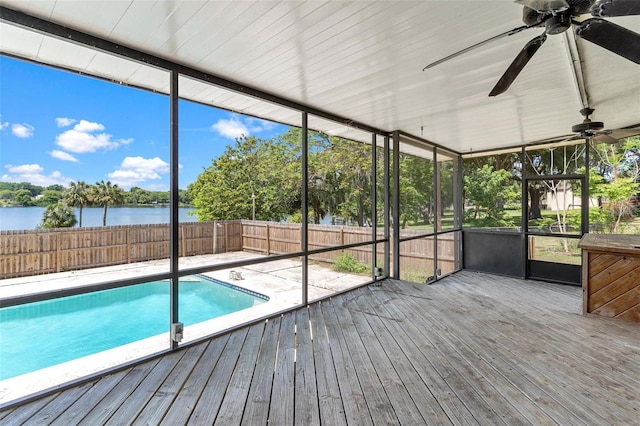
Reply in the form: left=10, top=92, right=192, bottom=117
left=384, top=135, right=391, bottom=280
left=392, top=131, right=400, bottom=279
left=432, top=148, right=438, bottom=282
left=301, top=112, right=309, bottom=305
left=582, top=139, right=590, bottom=235
left=169, top=70, right=180, bottom=350
left=371, top=133, right=378, bottom=282
left=454, top=154, right=463, bottom=269
left=521, top=146, right=528, bottom=279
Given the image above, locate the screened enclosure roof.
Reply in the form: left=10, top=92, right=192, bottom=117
left=1, top=0, right=639, bottom=154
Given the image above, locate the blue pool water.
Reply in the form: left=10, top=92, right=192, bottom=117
left=0, top=276, right=267, bottom=380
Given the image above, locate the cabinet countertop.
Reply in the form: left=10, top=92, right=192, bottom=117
left=578, top=234, right=640, bottom=256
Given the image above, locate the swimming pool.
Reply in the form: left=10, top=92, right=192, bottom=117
left=0, top=275, right=267, bottom=380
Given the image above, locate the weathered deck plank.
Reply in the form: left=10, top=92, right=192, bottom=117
left=357, top=287, right=479, bottom=426
left=390, top=278, right=640, bottom=424
left=28, top=382, right=92, bottom=425
left=267, top=311, right=295, bottom=426
left=50, top=370, right=130, bottom=426
left=186, top=328, right=249, bottom=425
left=308, top=302, right=347, bottom=426
left=350, top=287, right=453, bottom=425
left=326, top=295, right=400, bottom=424
left=132, top=343, right=208, bottom=425
left=3, top=271, right=639, bottom=425
left=319, top=299, right=374, bottom=426
left=103, top=348, right=189, bottom=425
left=293, top=307, right=321, bottom=426
left=77, top=359, right=161, bottom=425
left=240, top=317, right=280, bottom=426
left=159, top=335, right=229, bottom=425
left=214, top=322, right=265, bottom=426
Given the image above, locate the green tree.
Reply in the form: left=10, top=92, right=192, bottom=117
left=14, top=189, right=34, bottom=206
left=126, top=187, right=152, bottom=205
left=0, top=189, right=13, bottom=198
left=189, top=133, right=300, bottom=221
left=328, top=137, right=372, bottom=226
left=64, top=181, right=92, bottom=227
left=399, top=154, right=434, bottom=228
left=40, top=201, right=77, bottom=228
left=91, top=180, right=125, bottom=226
left=464, top=164, right=519, bottom=227
left=46, top=184, right=66, bottom=192
left=590, top=136, right=640, bottom=233
left=178, top=189, right=192, bottom=205
left=38, top=189, right=63, bottom=206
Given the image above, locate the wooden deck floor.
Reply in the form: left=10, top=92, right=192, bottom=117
left=2, top=271, right=639, bottom=425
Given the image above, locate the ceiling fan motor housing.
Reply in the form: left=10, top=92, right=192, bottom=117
left=572, top=120, right=604, bottom=134
left=546, top=12, right=573, bottom=34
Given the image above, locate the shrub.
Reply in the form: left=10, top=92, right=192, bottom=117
left=333, top=252, right=368, bottom=273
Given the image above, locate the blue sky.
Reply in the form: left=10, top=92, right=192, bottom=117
left=0, top=56, right=287, bottom=191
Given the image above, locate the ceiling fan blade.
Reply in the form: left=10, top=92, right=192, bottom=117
left=489, top=33, right=547, bottom=97
left=609, top=126, right=640, bottom=140
left=515, top=0, right=569, bottom=12
left=592, top=133, right=619, bottom=144
left=590, top=0, right=640, bottom=17
left=423, top=25, right=536, bottom=71
left=575, top=18, right=640, bottom=64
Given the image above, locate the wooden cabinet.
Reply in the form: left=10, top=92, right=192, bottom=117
left=579, top=234, right=640, bottom=322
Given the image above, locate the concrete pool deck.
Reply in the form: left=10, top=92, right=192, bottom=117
left=0, top=252, right=372, bottom=405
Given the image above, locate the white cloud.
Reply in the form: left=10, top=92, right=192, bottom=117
left=0, top=115, right=8, bottom=130
left=211, top=116, right=250, bottom=139
left=107, top=156, right=171, bottom=188
left=211, top=115, right=277, bottom=139
left=55, top=120, right=132, bottom=153
left=245, top=116, right=276, bottom=133
left=56, top=117, right=77, bottom=127
left=11, top=123, right=34, bottom=138
left=2, top=164, right=71, bottom=187
left=73, top=120, right=104, bottom=133
left=49, top=150, right=79, bottom=162
left=5, top=164, right=44, bottom=174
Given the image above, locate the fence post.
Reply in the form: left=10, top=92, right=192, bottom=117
left=266, top=223, right=271, bottom=255
left=225, top=222, right=229, bottom=253
left=213, top=221, right=218, bottom=254
left=56, top=232, right=62, bottom=273
left=181, top=224, right=186, bottom=257
left=127, top=228, right=131, bottom=264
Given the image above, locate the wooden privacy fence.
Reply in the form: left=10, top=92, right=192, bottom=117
left=242, top=221, right=458, bottom=276
left=1, top=220, right=458, bottom=279
left=241, top=221, right=384, bottom=267
left=0, top=221, right=241, bottom=279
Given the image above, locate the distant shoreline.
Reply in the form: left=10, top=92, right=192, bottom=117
left=0, top=206, right=196, bottom=232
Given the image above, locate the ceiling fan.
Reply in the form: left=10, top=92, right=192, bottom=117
left=566, top=108, right=640, bottom=143
left=423, top=0, right=640, bottom=96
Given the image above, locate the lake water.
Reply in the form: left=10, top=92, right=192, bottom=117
left=0, top=206, right=196, bottom=231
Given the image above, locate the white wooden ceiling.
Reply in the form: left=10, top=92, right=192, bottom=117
left=1, top=0, right=639, bottom=154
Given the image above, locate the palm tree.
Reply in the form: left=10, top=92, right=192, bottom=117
left=40, top=201, right=77, bottom=228
left=91, top=180, right=125, bottom=226
left=64, top=181, right=91, bottom=227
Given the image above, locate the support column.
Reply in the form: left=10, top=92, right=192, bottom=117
left=392, top=131, right=400, bottom=279
left=169, top=70, right=180, bottom=349
left=301, top=112, right=309, bottom=304
left=384, top=135, right=390, bottom=279
left=371, top=133, right=378, bottom=281
left=521, top=146, right=528, bottom=279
